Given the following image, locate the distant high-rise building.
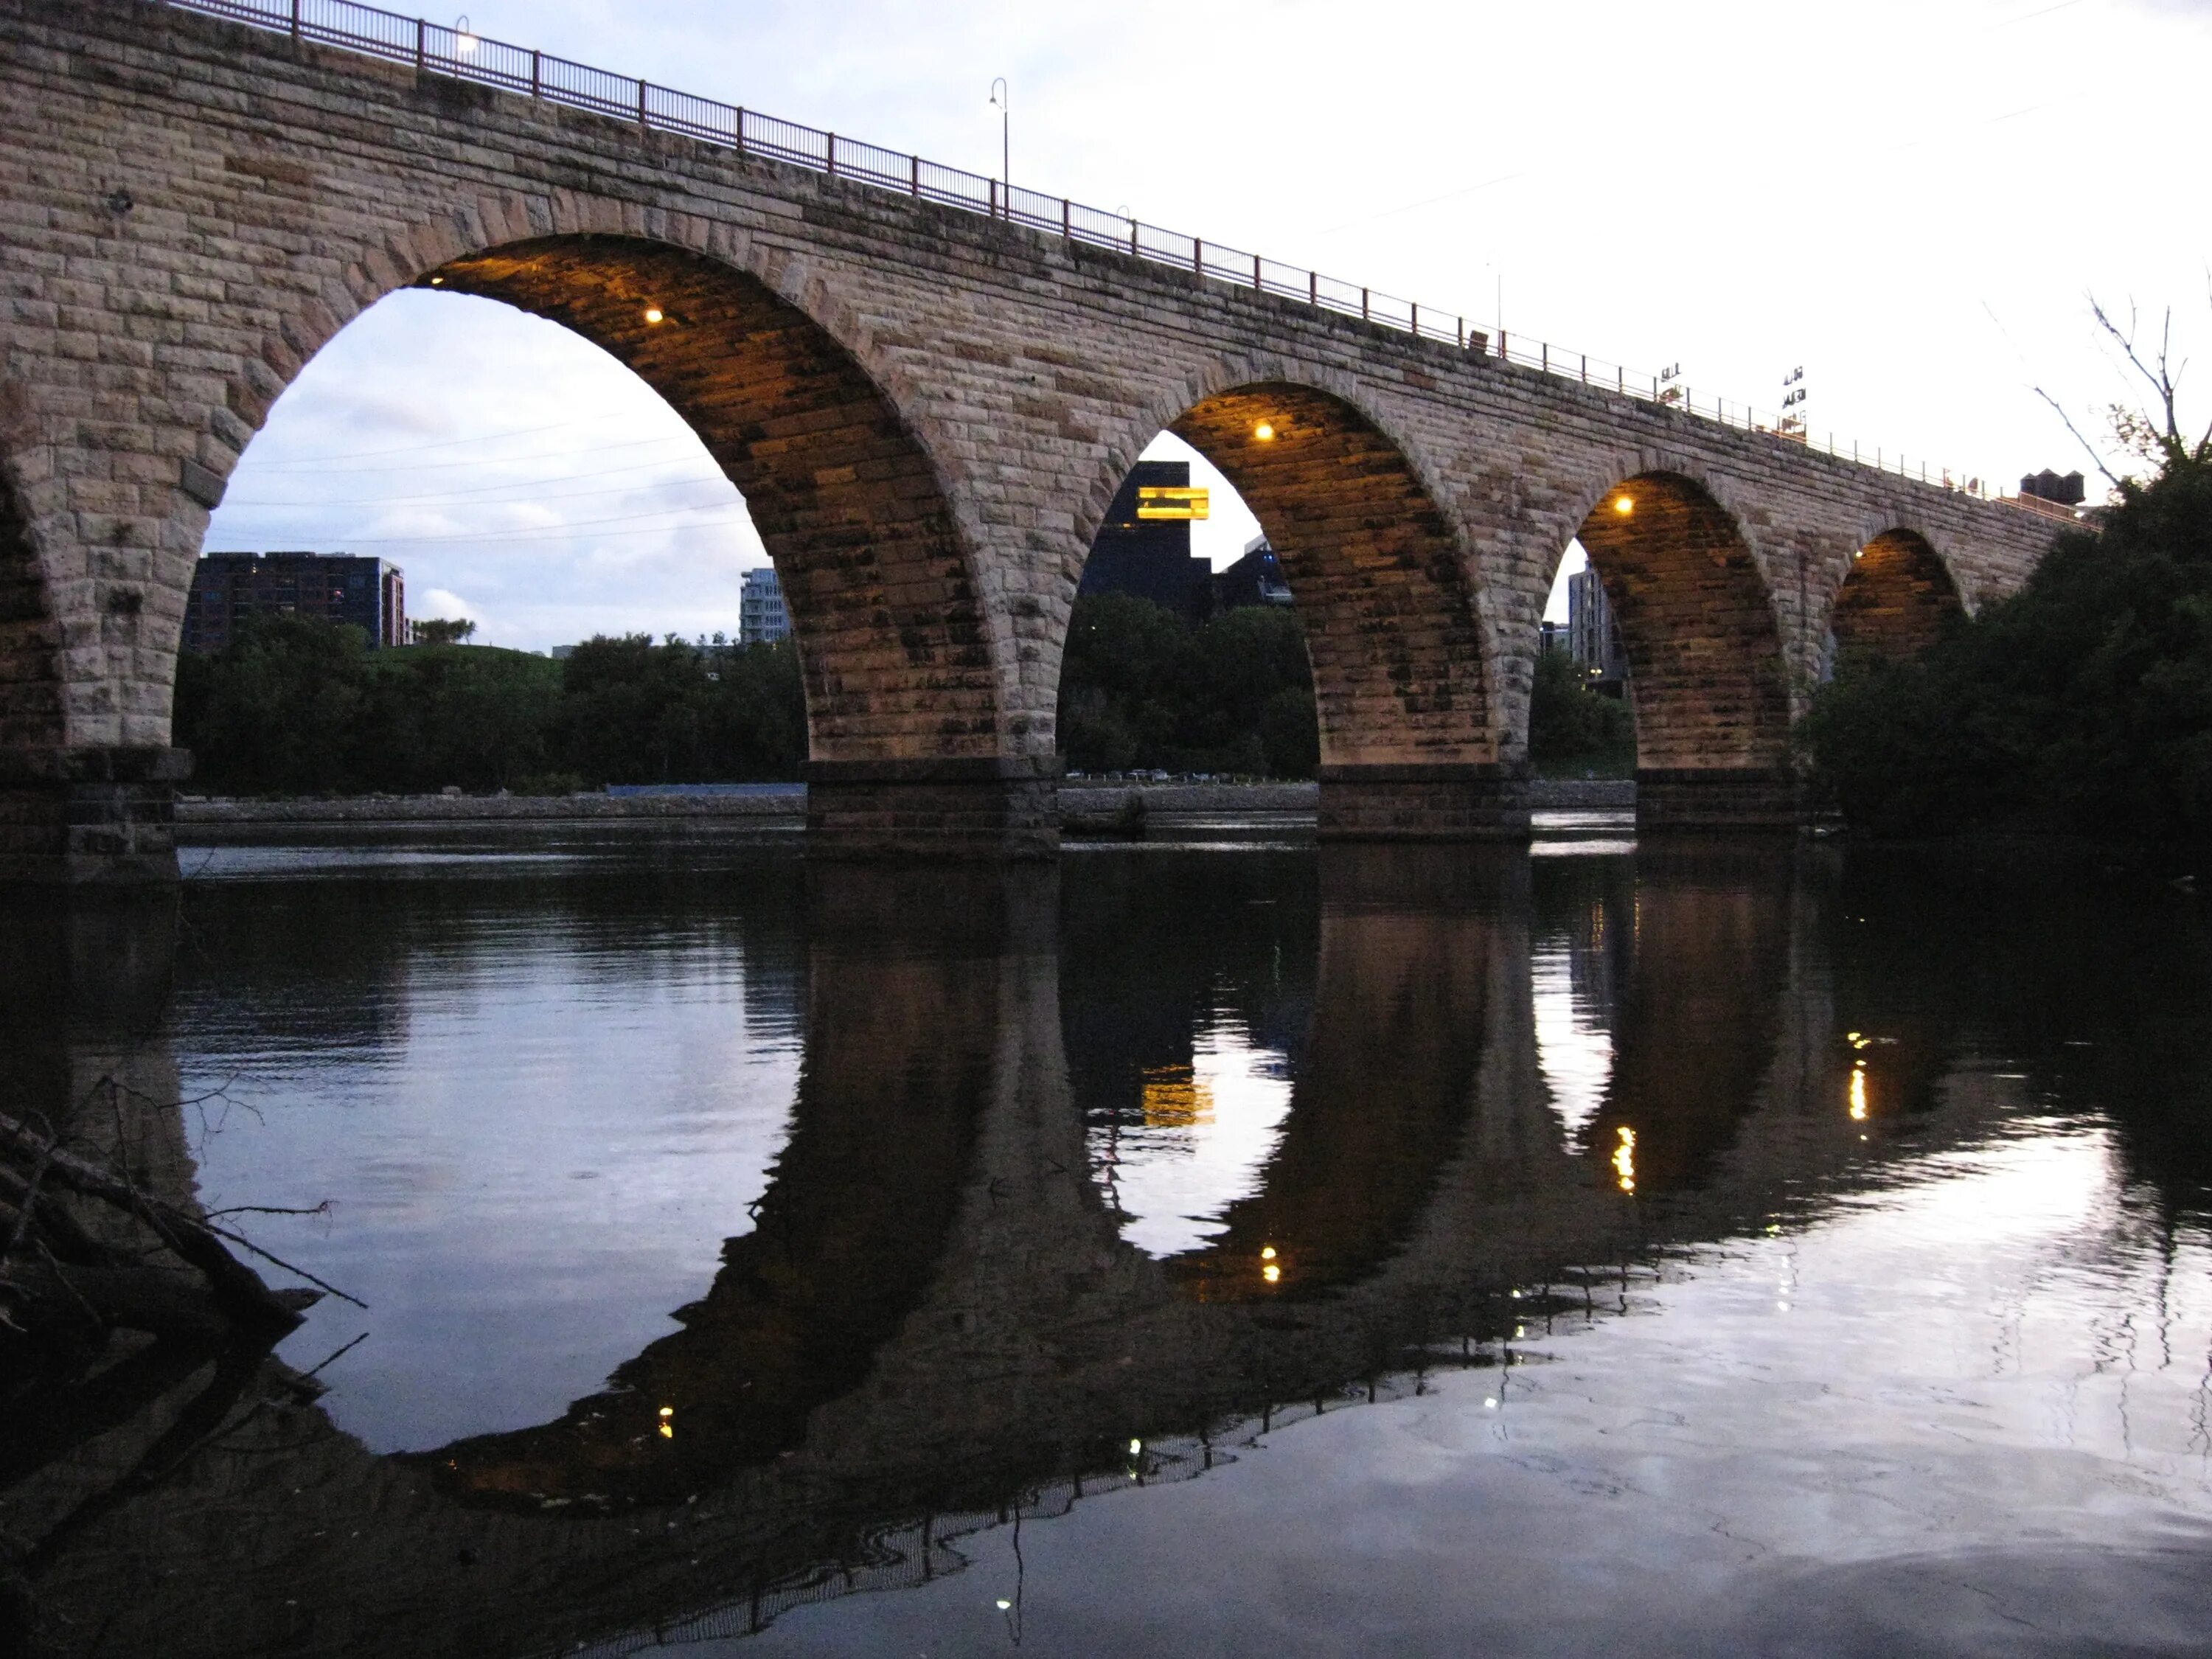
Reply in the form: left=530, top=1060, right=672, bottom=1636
left=740, top=566, right=790, bottom=644
left=1567, top=566, right=1627, bottom=695
left=1079, top=460, right=1214, bottom=623
left=183, top=551, right=404, bottom=653
left=1214, top=535, right=1295, bottom=611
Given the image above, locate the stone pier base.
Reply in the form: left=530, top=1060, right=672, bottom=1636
left=1635, top=767, right=1801, bottom=830
left=1315, top=764, right=1531, bottom=841
left=0, top=748, right=190, bottom=885
left=805, top=757, right=1060, bottom=860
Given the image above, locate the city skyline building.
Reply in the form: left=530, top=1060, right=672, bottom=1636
left=1078, top=461, right=1215, bottom=623
left=1567, top=565, right=1628, bottom=694
left=183, top=551, right=405, bottom=653
left=1213, top=536, right=1295, bottom=612
left=739, top=566, right=791, bottom=645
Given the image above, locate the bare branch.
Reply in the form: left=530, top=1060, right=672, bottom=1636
left=2034, top=384, right=2125, bottom=490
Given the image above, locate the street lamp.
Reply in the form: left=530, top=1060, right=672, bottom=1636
left=988, top=77, right=1009, bottom=201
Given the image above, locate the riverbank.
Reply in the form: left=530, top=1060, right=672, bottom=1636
left=174, top=779, right=1637, bottom=844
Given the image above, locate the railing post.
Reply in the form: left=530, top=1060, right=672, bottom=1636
left=1064, top=198, right=1072, bottom=239
left=1540, top=341, right=1548, bottom=373
left=289, top=0, right=301, bottom=42
left=1253, top=252, right=1261, bottom=291
left=1411, top=301, right=1419, bottom=337
left=1581, top=353, right=1587, bottom=385
left=530, top=49, right=541, bottom=99
left=1618, top=366, right=1624, bottom=392
left=827, top=133, right=838, bottom=178
left=1193, top=237, right=1203, bottom=275
left=1457, top=316, right=1464, bottom=347
left=638, top=80, right=649, bottom=133
left=736, top=108, right=748, bottom=156
left=1309, top=271, right=1318, bottom=307
left=1361, top=287, right=1369, bottom=321
left=911, top=153, right=920, bottom=195
left=414, top=16, right=425, bottom=72
left=990, top=178, right=998, bottom=218
left=1130, top=219, right=1138, bottom=256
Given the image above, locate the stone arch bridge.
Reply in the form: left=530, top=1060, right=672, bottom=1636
left=0, top=0, right=2061, bottom=880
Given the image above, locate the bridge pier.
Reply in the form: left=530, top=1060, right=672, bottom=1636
left=1634, top=766, right=1801, bottom=831
left=1315, top=764, right=1531, bottom=841
left=804, top=757, right=1061, bottom=861
left=0, top=747, right=189, bottom=885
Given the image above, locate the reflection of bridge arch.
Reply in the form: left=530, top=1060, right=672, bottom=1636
left=417, top=869, right=1023, bottom=1506
left=1154, top=848, right=1511, bottom=1301
left=10, top=851, right=2026, bottom=1658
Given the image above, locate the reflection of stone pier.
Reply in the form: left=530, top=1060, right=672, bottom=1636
left=6, top=849, right=2037, bottom=1658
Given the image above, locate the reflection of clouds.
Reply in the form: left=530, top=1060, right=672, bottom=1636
left=1531, top=939, right=1611, bottom=1140
left=1091, top=1015, right=1294, bottom=1259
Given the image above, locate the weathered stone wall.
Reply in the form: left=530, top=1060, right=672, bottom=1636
left=0, top=0, right=2060, bottom=869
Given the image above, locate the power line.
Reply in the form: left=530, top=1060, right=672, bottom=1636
left=221, top=468, right=742, bottom=511
left=237, top=431, right=702, bottom=476
left=229, top=414, right=653, bottom=466
left=211, top=504, right=757, bottom=548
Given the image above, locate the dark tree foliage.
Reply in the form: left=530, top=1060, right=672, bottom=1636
left=555, top=633, right=805, bottom=787
left=1528, top=648, right=1636, bottom=776
left=1801, top=456, right=2212, bottom=840
left=1057, top=593, right=1318, bottom=776
left=175, top=616, right=806, bottom=794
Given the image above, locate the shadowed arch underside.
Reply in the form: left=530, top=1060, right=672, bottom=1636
left=0, top=473, right=60, bottom=751
left=1834, top=529, right=1963, bottom=661
left=1574, top=473, right=1795, bottom=828
left=428, top=237, right=998, bottom=765
left=1169, top=386, right=1520, bottom=838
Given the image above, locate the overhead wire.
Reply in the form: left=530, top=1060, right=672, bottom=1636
left=226, top=414, right=641, bottom=466
left=221, top=465, right=741, bottom=510
left=237, top=430, right=703, bottom=476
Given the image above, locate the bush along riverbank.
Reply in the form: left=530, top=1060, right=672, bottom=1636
left=175, top=622, right=807, bottom=796
left=1800, top=442, right=2212, bottom=849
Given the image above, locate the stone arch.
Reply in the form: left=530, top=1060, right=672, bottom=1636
left=1096, top=373, right=1494, bottom=765
left=184, top=202, right=1008, bottom=770
left=1070, top=366, right=1514, bottom=835
left=1831, top=527, right=1964, bottom=664
left=1570, top=470, right=1795, bottom=825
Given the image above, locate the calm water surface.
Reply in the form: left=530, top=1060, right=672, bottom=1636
left=4, top=832, right=2211, bottom=1656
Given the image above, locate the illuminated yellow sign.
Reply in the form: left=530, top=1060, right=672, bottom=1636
left=1136, top=485, right=1211, bottom=521
left=1140, top=1064, right=1214, bottom=1128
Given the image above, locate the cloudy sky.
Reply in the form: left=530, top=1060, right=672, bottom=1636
left=204, top=0, right=2211, bottom=650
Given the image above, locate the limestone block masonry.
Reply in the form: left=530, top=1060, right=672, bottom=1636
left=0, top=0, right=2059, bottom=877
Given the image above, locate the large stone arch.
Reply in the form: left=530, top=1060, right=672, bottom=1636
left=133, top=197, right=1043, bottom=858
left=1568, top=469, right=1797, bottom=827
left=420, top=233, right=998, bottom=765
left=1073, top=364, right=1521, bottom=839
left=1829, top=526, right=1966, bottom=664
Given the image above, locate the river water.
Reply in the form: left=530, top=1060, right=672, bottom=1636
left=4, top=828, right=2210, bottom=1656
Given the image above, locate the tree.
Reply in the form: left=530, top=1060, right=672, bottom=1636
left=1054, top=594, right=1319, bottom=776
left=1803, top=306, right=2212, bottom=842
left=1528, top=648, right=1635, bottom=775
left=410, top=617, right=476, bottom=645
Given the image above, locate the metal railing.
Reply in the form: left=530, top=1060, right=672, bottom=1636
left=161, top=0, right=2040, bottom=515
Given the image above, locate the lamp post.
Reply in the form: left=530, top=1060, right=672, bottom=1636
left=988, top=77, right=1009, bottom=209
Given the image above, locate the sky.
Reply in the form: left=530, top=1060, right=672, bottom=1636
left=204, top=0, right=2212, bottom=650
